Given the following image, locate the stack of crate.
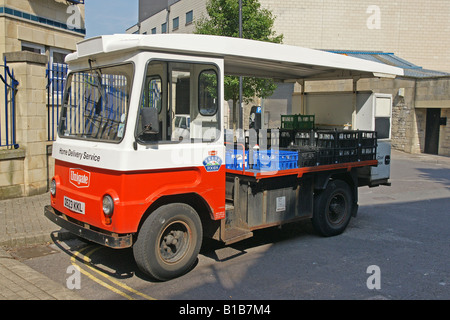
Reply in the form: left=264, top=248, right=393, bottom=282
left=288, top=129, right=377, bottom=167
left=335, top=131, right=360, bottom=164
left=358, top=131, right=378, bottom=161
left=227, top=113, right=377, bottom=170
left=280, top=115, right=315, bottom=148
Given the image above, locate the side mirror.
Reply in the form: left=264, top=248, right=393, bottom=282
left=140, top=108, right=159, bottom=134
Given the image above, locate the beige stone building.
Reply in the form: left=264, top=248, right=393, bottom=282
left=131, top=0, right=450, bottom=73
left=0, top=0, right=85, bottom=63
left=0, top=0, right=85, bottom=199
left=130, top=0, right=450, bottom=157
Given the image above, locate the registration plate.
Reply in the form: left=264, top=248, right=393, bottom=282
left=64, top=196, right=85, bottom=214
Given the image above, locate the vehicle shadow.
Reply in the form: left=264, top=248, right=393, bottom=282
left=50, top=218, right=319, bottom=284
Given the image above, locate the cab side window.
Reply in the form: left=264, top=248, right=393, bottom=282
left=136, top=60, right=220, bottom=144
left=199, top=70, right=218, bottom=116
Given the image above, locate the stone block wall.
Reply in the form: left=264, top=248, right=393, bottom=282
left=440, top=108, right=450, bottom=155
left=0, top=51, right=52, bottom=200
left=0, top=0, right=84, bottom=59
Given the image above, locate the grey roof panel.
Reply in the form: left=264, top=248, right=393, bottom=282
left=326, top=50, right=450, bottom=78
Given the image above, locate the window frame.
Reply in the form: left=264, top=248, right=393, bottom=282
left=21, top=41, right=45, bottom=54
left=143, top=75, right=163, bottom=114
left=136, top=58, right=221, bottom=146
left=185, top=10, right=193, bottom=25
left=50, top=47, right=71, bottom=65
left=198, top=69, right=219, bottom=117
left=58, top=62, right=135, bottom=144
left=173, top=16, right=179, bottom=30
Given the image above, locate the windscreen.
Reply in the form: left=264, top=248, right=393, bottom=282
left=58, top=63, right=133, bottom=142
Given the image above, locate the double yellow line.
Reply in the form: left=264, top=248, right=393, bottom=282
left=70, top=246, right=156, bottom=300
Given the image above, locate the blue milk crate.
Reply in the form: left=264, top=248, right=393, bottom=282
left=225, top=149, right=249, bottom=170
left=253, top=150, right=298, bottom=171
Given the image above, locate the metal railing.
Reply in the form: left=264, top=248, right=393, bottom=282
left=0, top=57, right=19, bottom=149
left=46, top=62, right=68, bottom=141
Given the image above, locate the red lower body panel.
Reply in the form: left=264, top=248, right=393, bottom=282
left=51, top=160, right=226, bottom=234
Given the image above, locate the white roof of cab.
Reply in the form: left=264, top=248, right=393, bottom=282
left=67, top=34, right=403, bottom=80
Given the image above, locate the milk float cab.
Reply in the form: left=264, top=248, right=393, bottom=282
left=45, top=34, right=403, bottom=281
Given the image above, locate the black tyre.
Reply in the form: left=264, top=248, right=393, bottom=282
left=133, top=203, right=203, bottom=281
left=312, top=180, right=354, bottom=237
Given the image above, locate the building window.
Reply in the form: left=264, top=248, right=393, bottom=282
left=21, top=42, right=45, bottom=54
left=48, top=48, right=71, bottom=95
left=50, top=48, right=70, bottom=65
left=151, top=27, right=157, bottom=34
left=186, top=10, right=193, bottom=25
left=173, top=17, right=179, bottom=30
left=161, top=22, right=167, bottom=34
left=52, top=51, right=66, bottom=64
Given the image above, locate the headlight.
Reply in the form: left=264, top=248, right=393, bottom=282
left=102, top=195, right=114, bottom=216
left=50, top=179, right=57, bottom=196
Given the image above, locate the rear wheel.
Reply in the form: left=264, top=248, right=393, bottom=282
left=133, top=203, right=202, bottom=281
left=312, top=180, right=354, bottom=237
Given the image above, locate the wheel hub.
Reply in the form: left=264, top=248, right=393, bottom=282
left=159, top=222, right=190, bottom=264
left=327, top=194, right=347, bottom=225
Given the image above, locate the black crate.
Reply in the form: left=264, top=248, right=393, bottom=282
left=336, top=131, right=359, bottom=148
left=246, top=129, right=280, bottom=149
left=289, top=145, right=318, bottom=167
left=316, top=130, right=337, bottom=149
left=267, top=129, right=280, bottom=148
left=359, top=131, right=377, bottom=147
left=335, top=147, right=359, bottom=164
left=294, top=130, right=316, bottom=147
left=316, top=148, right=335, bottom=165
left=279, top=129, right=295, bottom=148
left=299, top=151, right=317, bottom=167
left=359, top=146, right=377, bottom=161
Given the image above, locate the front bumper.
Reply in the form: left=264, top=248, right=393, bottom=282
left=44, top=205, right=132, bottom=249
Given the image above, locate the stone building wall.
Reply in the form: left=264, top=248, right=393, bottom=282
left=0, top=51, right=52, bottom=200
left=356, top=77, right=450, bottom=156
left=440, top=108, right=450, bottom=155
left=0, top=0, right=85, bottom=58
left=0, top=0, right=84, bottom=199
left=135, top=0, right=450, bottom=73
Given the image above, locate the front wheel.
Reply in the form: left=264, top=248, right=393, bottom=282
left=312, top=180, right=354, bottom=237
left=133, top=203, right=203, bottom=281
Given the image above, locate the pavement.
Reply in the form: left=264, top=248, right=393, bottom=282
left=0, top=149, right=449, bottom=300
left=0, top=192, right=83, bottom=300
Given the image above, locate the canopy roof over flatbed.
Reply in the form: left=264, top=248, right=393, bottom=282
left=67, top=34, right=403, bottom=80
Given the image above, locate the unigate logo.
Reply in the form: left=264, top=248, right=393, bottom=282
left=69, top=168, right=90, bottom=188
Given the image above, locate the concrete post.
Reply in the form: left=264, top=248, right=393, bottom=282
left=1, top=51, right=51, bottom=198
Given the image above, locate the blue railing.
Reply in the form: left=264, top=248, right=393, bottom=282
left=46, top=62, right=68, bottom=141
left=0, top=57, right=19, bottom=149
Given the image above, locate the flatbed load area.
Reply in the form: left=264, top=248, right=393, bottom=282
left=225, top=115, right=378, bottom=178
left=222, top=124, right=379, bottom=242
